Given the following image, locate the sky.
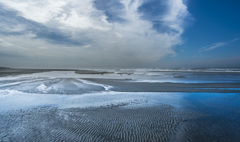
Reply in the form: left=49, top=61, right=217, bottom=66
left=0, top=0, right=240, bottom=68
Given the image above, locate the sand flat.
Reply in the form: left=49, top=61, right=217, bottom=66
left=0, top=69, right=240, bottom=141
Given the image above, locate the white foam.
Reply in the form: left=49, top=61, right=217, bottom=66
left=0, top=78, right=45, bottom=87
left=36, top=83, right=48, bottom=93
left=0, top=90, right=12, bottom=98
left=0, top=91, right=185, bottom=111
left=78, top=79, right=113, bottom=91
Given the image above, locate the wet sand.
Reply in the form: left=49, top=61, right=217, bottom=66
left=1, top=97, right=240, bottom=142
left=1, top=105, right=189, bottom=141
left=0, top=68, right=240, bottom=141
left=75, top=70, right=112, bottom=75
left=85, top=79, right=240, bottom=93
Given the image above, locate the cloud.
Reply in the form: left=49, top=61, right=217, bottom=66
left=0, top=0, right=190, bottom=68
left=199, top=37, right=240, bottom=52
left=199, top=42, right=226, bottom=52
left=231, top=37, right=240, bottom=42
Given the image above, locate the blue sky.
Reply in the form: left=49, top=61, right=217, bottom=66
left=162, top=0, right=240, bottom=67
left=0, top=0, right=239, bottom=68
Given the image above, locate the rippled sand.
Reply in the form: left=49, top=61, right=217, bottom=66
left=1, top=99, right=240, bottom=142
left=0, top=69, right=240, bottom=141
left=0, top=104, right=201, bottom=142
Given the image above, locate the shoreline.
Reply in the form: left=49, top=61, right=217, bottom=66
left=0, top=69, right=240, bottom=141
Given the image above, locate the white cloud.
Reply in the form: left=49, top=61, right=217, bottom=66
left=0, top=0, right=67, bottom=23
left=0, top=0, right=190, bottom=68
left=163, top=0, right=189, bottom=34
left=199, top=38, right=240, bottom=52
left=199, top=42, right=226, bottom=52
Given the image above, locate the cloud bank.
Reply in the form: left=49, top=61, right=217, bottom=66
left=0, top=0, right=190, bottom=68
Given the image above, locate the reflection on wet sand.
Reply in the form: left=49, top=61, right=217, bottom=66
left=0, top=69, right=240, bottom=141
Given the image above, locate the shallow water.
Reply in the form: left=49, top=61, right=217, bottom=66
left=0, top=70, right=240, bottom=141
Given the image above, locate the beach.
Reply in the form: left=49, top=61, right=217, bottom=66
left=0, top=68, right=240, bottom=141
